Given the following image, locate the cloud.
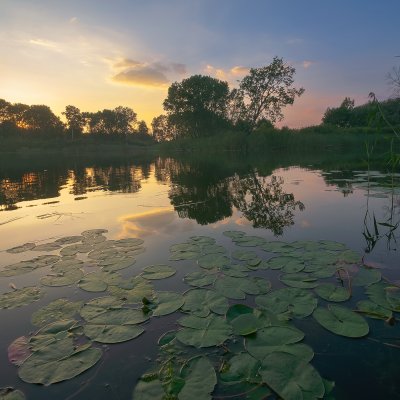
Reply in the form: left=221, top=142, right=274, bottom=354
left=28, top=38, right=60, bottom=51
left=69, top=17, right=78, bottom=24
left=230, top=66, right=249, bottom=76
left=111, top=58, right=187, bottom=88
left=203, top=64, right=249, bottom=83
left=302, top=60, right=314, bottom=69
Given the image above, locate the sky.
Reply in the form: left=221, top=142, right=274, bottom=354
left=1, top=0, right=399, bottom=128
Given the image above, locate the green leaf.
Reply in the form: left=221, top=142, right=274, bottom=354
left=313, top=305, right=369, bottom=338
left=184, top=271, right=217, bottom=287
left=267, top=256, right=298, bottom=270
left=142, top=264, right=176, bottom=280
left=356, top=300, right=392, bottom=320
left=176, top=315, right=232, bottom=348
left=198, top=254, right=230, bottom=269
left=315, top=283, right=350, bottom=302
left=352, top=267, right=381, bottom=287
left=0, top=388, right=26, bottom=400
left=132, top=378, right=164, bottom=400
left=214, top=276, right=271, bottom=300
left=220, top=352, right=261, bottom=384
left=0, top=287, right=43, bottom=309
left=230, top=313, right=260, bottom=336
left=152, top=291, right=184, bottom=316
left=280, top=273, right=318, bottom=289
left=223, top=230, right=246, bottom=239
left=108, top=276, right=154, bottom=303
left=6, top=242, right=36, bottom=253
left=260, top=352, right=325, bottom=400
left=179, top=357, right=217, bottom=400
left=256, top=288, right=318, bottom=319
left=78, top=271, right=121, bottom=292
left=31, top=299, right=82, bottom=327
left=182, top=289, right=228, bottom=317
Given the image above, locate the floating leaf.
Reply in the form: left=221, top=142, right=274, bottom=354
left=337, top=250, right=360, bottom=264
left=220, top=352, right=261, bottom=384
left=245, top=326, right=309, bottom=361
left=261, top=241, right=294, bottom=253
left=6, top=243, right=36, bottom=253
left=202, top=244, right=226, bottom=255
left=260, top=352, right=324, bottom=400
left=170, top=243, right=200, bottom=253
left=114, top=238, right=144, bottom=247
left=0, top=287, right=43, bottom=309
left=313, top=305, right=369, bottom=337
left=8, top=337, right=31, bottom=366
left=256, top=288, right=318, bottom=319
left=233, top=236, right=266, bottom=247
left=366, top=282, right=393, bottom=310
left=0, top=388, right=26, bottom=400
left=108, top=276, right=154, bottom=303
left=78, top=271, right=119, bottom=292
left=54, top=236, right=82, bottom=245
left=81, top=228, right=108, bottom=236
left=198, top=254, right=229, bottom=270
left=280, top=273, right=318, bottom=289
left=60, top=244, right=93, bottom=256
left=226, top=304, right=254, bottom=322
left=189, top=236, right=216, bottom=245
left=267, top=256, right=297, bottom=270
left=40, top=268, right=84, bottom=287
left=152, top=292, right=184, bottom=316
left=142, top=265, right=176, bottom=280
left=31, top=299, right=82, bottom=326
left=184, top=271, right=217, bottom=287
left=315, top=283, right=350, bottom=302
left=32, top=243, right=61, bottom=252
left=232, top=250, right=259, bottom=261
left=386, top=286, right=400, bottom=311
left=352, top=267, right=381, bottom=287
left=356, top=300, right=393, bottom=320
left=176, top=314, right=232, bottom=348
left=223, top=230, right=245, bottom=239
left=169, top=250, right=200, bottom=261
left=230, top=313, right=260, bottom=336
left=221, top=264, right=249, bottom=278
left=179, top=357, right=217, bottom=400
left=132, top=378, right=164, bottom=400
left=182, top=289, right=228, bottom=317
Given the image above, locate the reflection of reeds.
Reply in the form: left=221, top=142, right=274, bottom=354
left=0, top=215, right=25, bottom=225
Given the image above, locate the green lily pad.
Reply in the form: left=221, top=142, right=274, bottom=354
left=232, top=250, right=259, bottom=261
left=352, top=267, right=382, bottom=287
left=84, top=323, right=144, bottom=344
left=170, top=250, right=200, bottom=261
left=315, top=283, right=350, bottom=302
left=170, top=243, right=201, bottom=253
left=40, top=268, right=84, bottom=287
left=184, top=271, right=217, bottom=287
left=198, top=254, right=230, bottom=269
left=78, top=271, right=121, bottom=292
left=82, top=235, right=107, bottom=245
left=51, top=258, right=84, bottom=272
left=142, top=265, right=176, bottom=280
left=32, top=242, right=61, bottom=252
left=152, top=292, right=184, bottom=316
left=54, top=236, right=83, bottom=245
left=337, top=249, right=360, bottom=264
left=226, top=304, right=254, bottom=322
left=386, top=286, right=400, bottom=311
left=318, top=240, right=347, bottom=251
left=223, top=230, right=245, bottom=239
left=233, top=235, right=266, bottom=247
left=60, top=244, right=93, bottom=256
left=189, top=236, right=216, bottom=245
left=313, top=305, right=369, bottom=337
left=214, top=276, right=271, bottom=300
left=261, top=241, right=294, bottom=253
left=0, top=388, right=26, bottom=400
left=245, top=326, right=309, bottom=361
left=6, top=243, right=36, bottom=253
left=114, top=238, right=144, bottom=247
left=0, top=287, right=43, bottom=309
left=280, top=273, right=318, bottom=289
left=132, top=378, right=164, bottom=399
left=221, top=264, right=249, bottom=277
left=256, top=288, right=318, bottom=319
left=176, top=314, right=232, bottom=348
left=366, top=282, right=393, bottom=310
left=220, top=352, right=261, bottom=384
left=260, top=352, right=325, bottom=400
left=267, top=256, right=297, bottom=270
left=99, top=256, right=136, bottom=272
left=356, top=300, right=393, bottom=320
left=108, top=276, right=154, bottom=303
left=31, top=299, right=82, bottom=327
left=82, top=228, right=108, bottom=236
left=202, top=244, right=226, bottom=254
left=230, top=313, right=260, bottom=336
left=182, top=289, right=228, bottom=317
left=18, top=335, right=102, bottom=385
left=179, top=356, right=217, bottom=400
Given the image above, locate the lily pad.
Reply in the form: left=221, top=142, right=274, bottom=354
left=356, top=300, right=393, bottom=320
left=189, top=236, right=216, bottom=245
left=256, top=288, right=318, bottom=319
left=31, top=299, right=82, bottom=326
left=230, top=313, right=261, bottom=336
left=152, top=291, right=184, bottom=316
left=220, top=352, right=261, bottom=384
left=233, top=235, right=266, bottom=247
left=8, top=337, right=31, bottom=366
left=142, top=265, right=176, bottom=280
left=18, top=334, right=101, bottom=385
left=170, top=250, right=200, bottom=261
left=352, top=267, right=381, bottom=287
left=221, top=264, right=249, bottom=278
left=0, top=388, right=26, bottom=400
left=202, top=244, right=226, bottom=255
left=245, top=326, right=309, bottom=361
left=223, top=230, right=245, bottom=239
left=108, top=276, right=154, bottom=303
left=179, top=356, right=217, bottom=400
left=260, top=352, right=325, bottom=400
left=81, top=228, right=108, bottom=236
left=32, top=242, right=61, bottom=252
left=40, top=268, right=84, bottom=287
left=170, top=243, right=201, bottom=253
left=267, top=256, right=297, bottom=270
left=60, top=244, right=93, bottom=256
left=182, top=289, right=228, bottom=317
left=184, top=271, right=217, bottom=287
left=6, top=243, right=36, bottom=253
left=232, top=250, right=259, bottom=261
left=261, top=241, right=294, bottom=253
left=0, top=287, right=43, bottom=309
left=198, top=254, right=229, bottom=270
left=214, top=276, right=271, bottom=300
left=315, top=283, right=350, bottom=302
left=280, top=273, right=318, bottom=289
left=132, top=378, right=164, bottom=399
left=114, top=238, right=144, bottom=247
left=54, top=236, right=82, bottom=245
left=176, top=314, right=232, bottom=348
left=78, top=271, right=121, bottom=292
left=313, top=305, right=369, bottom=337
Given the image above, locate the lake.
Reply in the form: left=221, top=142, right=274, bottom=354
left=0, top=151, right=399, bottom=400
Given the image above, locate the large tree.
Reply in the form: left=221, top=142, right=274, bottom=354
left=63, top=105, right=85, bottom=140
left=163, top=74, right=230, bottom=138
left=322, top=97, right=355, bottom=128
left=230, top=57, right=304, bottom=132
left=151, top=115, right=177, bottom=142
left=21, top=105, right=64, bottom=134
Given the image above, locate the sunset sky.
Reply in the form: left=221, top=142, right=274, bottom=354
left=1, top=0, right=399, bottom=127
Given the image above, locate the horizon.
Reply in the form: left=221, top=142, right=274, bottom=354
left=1, top=0, right=399, bottom=128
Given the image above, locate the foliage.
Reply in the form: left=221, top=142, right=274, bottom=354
left=163, top=74, right=230, bottom=138
left=229, top=57, right=304, bottom=132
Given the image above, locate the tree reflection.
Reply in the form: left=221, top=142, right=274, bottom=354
left=231, top=173, right=305, bottom=235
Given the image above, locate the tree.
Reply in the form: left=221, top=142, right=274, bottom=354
left=62, top=105, right=85, bottom=140
left=229, top=57, right=304, bottom=132
left=163, top=75, right=230, bottom=138
left=387, top=66, right=400, bottom=97
left=151, top=115, right=177, bottom=142
left=322, top=97, right=355, bottom=127
left=21, top=105, right=64, bottom=134
left=137, top=120, right=149, bottom=135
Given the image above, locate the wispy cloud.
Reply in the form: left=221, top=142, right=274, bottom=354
left=203, top=64, right=249, bottom=83
left=28, top=38, right=61, bottom=51
left=302, top=60, right=315, bottom=69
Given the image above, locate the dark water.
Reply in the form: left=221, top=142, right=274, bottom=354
left=0, top=151, right=399, bottom=400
